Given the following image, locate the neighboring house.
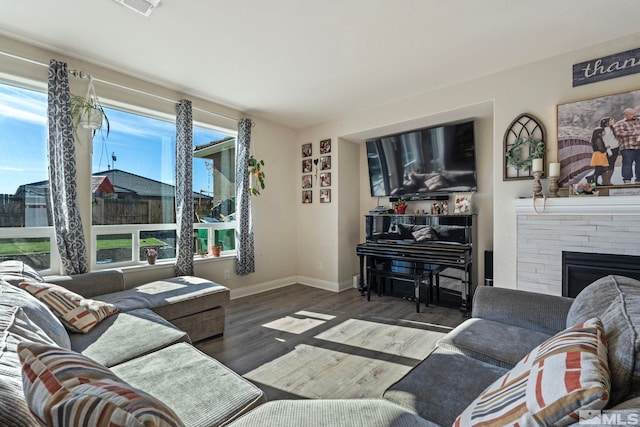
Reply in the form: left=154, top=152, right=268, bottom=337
left=11, top=170, right=212, bottom=226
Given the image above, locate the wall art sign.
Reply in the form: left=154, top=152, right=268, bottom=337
left=573, top=47, right=640, bottom=87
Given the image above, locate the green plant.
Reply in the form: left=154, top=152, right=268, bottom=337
left=248, top=155, right=265, bottom=196
left=70, top=94, right=110, bottom=141
left=506, top=137, right=545, bottom=170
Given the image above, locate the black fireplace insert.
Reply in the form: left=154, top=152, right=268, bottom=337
left=562, top=251, right=640, bottom=298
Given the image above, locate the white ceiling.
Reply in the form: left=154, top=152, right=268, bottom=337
left=1, top=0, right=640, bottom=129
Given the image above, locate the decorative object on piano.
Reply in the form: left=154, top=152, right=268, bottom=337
left=453, top=193, right=472, bottom=214
left=431, top=201, right=448, bottom=215
left=320, top=189, right=331, bottom=203
left=558, top=89, right=640, bottom=190
left=394, top=198, right=407, bottom=214
left=320, top=138, right=331, bottom=154
left=302, top=190, right=312, bottom=204
left=503, top=113, right=546, bottom=181
left=302, top=143, right=312, bottom=158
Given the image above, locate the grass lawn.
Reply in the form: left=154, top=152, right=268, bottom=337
left=0, top=237, right=165, bottom=255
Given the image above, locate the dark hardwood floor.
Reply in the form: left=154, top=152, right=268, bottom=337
left=196, top=284, right=466, bottom=401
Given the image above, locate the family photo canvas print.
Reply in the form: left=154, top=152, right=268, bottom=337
left=557, top=88, right=640, bottom=188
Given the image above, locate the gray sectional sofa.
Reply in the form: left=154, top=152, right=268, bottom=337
left=2, top=257, right=640, bottom=426
left=231, top=274, right=640, bottom=426
left=0, top=262, right=266, bottom=426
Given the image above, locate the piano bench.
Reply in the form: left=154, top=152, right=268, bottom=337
left=366, top=267, right=437, bottom=313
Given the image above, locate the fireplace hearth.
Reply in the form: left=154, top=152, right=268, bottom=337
left=562, top=251, right=640, bottom=298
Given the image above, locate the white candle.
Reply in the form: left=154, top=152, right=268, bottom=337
left=549, top=162, right=560, bottom=177
left=532, top=158, right=543, bottom=172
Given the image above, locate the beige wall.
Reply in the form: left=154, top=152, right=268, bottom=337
left=296, top=32, right=640, bottom=292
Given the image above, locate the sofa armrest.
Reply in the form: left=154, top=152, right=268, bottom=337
left=44, top=269, right=125, bottom=298
left=472, top=286, right=574, bottom=335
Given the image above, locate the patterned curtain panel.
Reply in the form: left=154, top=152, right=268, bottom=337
left=47, top=59, right=89, bottom=275
left=235, top=118, right=255, bottom=276
left=174, top=99, right=194, bottom=276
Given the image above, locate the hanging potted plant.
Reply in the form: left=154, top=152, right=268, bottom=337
left=248, top=155, right=266, bottom=196
left=71, top=78, right=110, bottom=141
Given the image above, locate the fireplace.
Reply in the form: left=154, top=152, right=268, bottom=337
left=562, top=251, right=640, bottom=297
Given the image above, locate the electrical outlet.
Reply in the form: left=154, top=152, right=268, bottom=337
left=224, top=269, right=230, bottom=279
left=317, top=262, right=323, bottom=271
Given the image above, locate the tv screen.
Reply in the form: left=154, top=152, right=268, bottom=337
left=366, top=121, right=476, bottom=198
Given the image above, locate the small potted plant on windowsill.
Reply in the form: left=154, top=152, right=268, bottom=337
left=248, top=155, right=266, bottom=196
left=145, top=248, right=157, bottom=265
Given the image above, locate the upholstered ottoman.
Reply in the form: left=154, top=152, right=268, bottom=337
left=227, top=399, right=438, bottom=427
left=112, top=342, right=266, bottom=427
left=96, top=276, right=230, bottom=342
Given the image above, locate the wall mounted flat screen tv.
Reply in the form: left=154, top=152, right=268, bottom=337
left=366, top=121, right=477, bottom=198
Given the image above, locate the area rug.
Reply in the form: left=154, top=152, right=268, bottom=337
left=244, top=318, right=445, bottom=399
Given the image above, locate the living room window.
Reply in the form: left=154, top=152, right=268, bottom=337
left=0, top=81, right=56, bottom=272
left=90, top=105, right=236, bottom=268
left=0, top=79, right=236, bottom=273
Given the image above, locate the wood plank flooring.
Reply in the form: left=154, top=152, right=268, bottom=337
left=196, top=284, right=466, bottom=401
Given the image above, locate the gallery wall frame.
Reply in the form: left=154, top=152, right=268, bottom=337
left=302, top=143, right=312, bottom=158
left=320, top=189, right=331, bottom=203
left=557, top=88, right=640, bottom=189
left=320, top=138, right=331, bottom=154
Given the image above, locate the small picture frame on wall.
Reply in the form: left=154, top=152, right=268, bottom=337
left=302, top=190, right=312, bottom=204
left=302, top=159, right=312, bottom=173
left=320, top=138, right=331, bottom=154
left=302, top=143, right=312, bottom=158
left=320, top=156, right=331, bottom=170
left=320, top=172, right=331, bottom=187
left=320, top=189, right=331, bottom=203
left=453, top=192, right=473, bottom=214
left=302, top=175, right=312, bottom=189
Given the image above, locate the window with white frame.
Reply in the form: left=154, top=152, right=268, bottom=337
left=0, top=79, right=237, bottom=273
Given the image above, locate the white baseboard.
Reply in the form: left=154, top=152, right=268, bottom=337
left=229, top=276, right=297, bottom=299
left=229, top=275, right=355, bottom=299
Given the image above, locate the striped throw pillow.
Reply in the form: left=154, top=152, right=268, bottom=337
left=18, top=342, right=184, bottom=427
left=453, top=317, right=610, bottom=427
left=18, top=281, right=118, bottom=333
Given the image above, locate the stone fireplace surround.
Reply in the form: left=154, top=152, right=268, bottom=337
left=514, top=196, right=640, bottom=296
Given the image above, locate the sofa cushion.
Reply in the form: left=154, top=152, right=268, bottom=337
left=70, top=308, right=190, bottom=367
left=453, top=318, right=610, bottom=427
left=112, top=342, right=266, bottom=426
left=0, top=306, right=56, bottom=427
left=97, top=276, right=230, bottom=321
left=437, top=318, right=551, bottom=369
left=567, top=275, right=640, bottom=407
left=0, top=260, right=44, bottom=284
left=17, top=341, right=184, bottom=427
left=19, top=281, right=118, bottom=333
left=383, top=348, right=508, bottom=427
left=0, top=280, right=70, bottom=349
left=228, top=399, right=439, bottom=427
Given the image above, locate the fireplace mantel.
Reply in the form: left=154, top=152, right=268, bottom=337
left=514, top=195, right=640, bottom=215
